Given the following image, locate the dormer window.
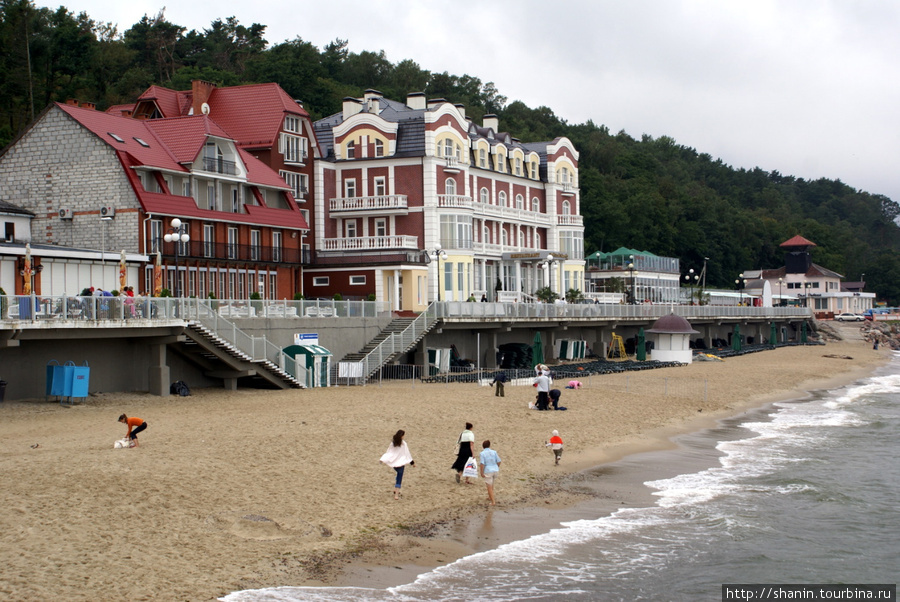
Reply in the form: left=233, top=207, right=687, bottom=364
left=284, top=115, right=301, bottom=133
left=108, top=133, right=124, bottom=143
left=479, top=149, right=487, bottom=168
left=375, top=139, right=384, bottom=157
left=515, top=157, right=522, bottom=176
left=347, top=140, right=356, bottom=159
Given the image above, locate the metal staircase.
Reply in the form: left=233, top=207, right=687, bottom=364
left=174, top=302, right=303, bottom=389
left=337, top=304, right=441, bottom=382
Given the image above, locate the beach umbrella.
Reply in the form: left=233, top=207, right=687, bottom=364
left=22, top=243, right=33, bottom=295
left=770, top=322, right=778, bottom=346
left=153, top=251, right=163, bottom=297
left=532, top=331, right=544, bottom=368
left=800, top=321, right=808, bottom=344
left=119, top=250, right=127, bottom=291
left=732, top=324, right=742, bottom=352
left=636, top=327, right=646, bottom=361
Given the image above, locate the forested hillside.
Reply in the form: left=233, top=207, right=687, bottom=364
left=3, top=3, right=899, bottom=301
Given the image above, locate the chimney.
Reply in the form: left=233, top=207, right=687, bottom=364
left=65, top=99, right=78, bottom=106
left=122, top=109, right=133, bottom=118
left=483, top=114, right=499, bottom=132
left=191, top=80, right=217, bottom=116
left=454, top=103, right=466, bottom=119
left=81, top=102, right=96, bottom=111
left=406, top=92, right=426, bottom=110
left=427, top=98, right=447, bottom=110
left=342, top=97, right=363, bottom=120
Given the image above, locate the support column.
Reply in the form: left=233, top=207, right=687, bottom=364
left=491, top=331, right=500, bottom=368
left=148, top=343, right=170, bottom=396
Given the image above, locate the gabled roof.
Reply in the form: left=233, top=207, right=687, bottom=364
left=205, top=83, right=309, bottom=148
left=145, top=115, right=234, bottom=164
left=135, top=85, right=191, bottom=118
left=780, top=235, right=817, bottom=248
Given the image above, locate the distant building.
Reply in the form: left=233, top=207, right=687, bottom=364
left=311, top=90, right=584, bottom=309
left=745, top=235, right=875, bottom=315
left=585, top=247, right=680, bottom=304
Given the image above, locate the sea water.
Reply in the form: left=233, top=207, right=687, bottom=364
left=222, top=356, right=900, bottom=601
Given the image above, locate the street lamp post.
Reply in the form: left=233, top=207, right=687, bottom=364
left=163, top=218, right=191, bottom=297
left=804, top=282, right=812, bottom=308
left=627, top=261, right=638, bottom=304
left=432, top=244, right=448, bottom=302
left=777, top=277, right=783, bottom=307
left=684, top=268, right=700, bottom=305
left=735, top=273, right=746, bottom=305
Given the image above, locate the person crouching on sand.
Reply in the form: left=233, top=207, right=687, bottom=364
left=380, top=429, right=415, bottom=500
left=118, top=414, right=147, bottom=448
left=546, top=430, right=564, bottom=465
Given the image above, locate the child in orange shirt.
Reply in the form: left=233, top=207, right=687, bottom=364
left=545, top=429, right=564, bottom=465
left=118, top=414, right=147, bottom=448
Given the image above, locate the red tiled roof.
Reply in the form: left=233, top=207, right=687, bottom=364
left=135, top=85, right=191, bottom=117
left=237, top=148, right=290, bottom=189
left=780, top=235, right=817, bottom=247
left=140, top=191, right=308, bottom=230
left=205, top=83, right=309, bottom=148
left=145, top=115, right=233, bottom=164
left=106, top=103, right=135, bottom=116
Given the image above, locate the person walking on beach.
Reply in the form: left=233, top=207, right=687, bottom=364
left=380, top=429, right=415, bottom=500
left=479, top=440, right=501, bottom=505
left=451, top=423, right=476, bottom=484
left=118, top=414, right=147, bottom=448
left=546, top=430, right=564, bottom=465
left=490, top=371, right=508, bottom=397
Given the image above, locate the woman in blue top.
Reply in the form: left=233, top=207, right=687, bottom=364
left=479, top=440, right=501, bottom=506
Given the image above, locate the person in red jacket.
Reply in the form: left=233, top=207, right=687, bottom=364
left=545, top=429, right=564, bottom=465
left=118, top=414, right=147, bottom=448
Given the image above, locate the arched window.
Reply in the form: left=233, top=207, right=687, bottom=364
left=479, top=148, right=487, bottom=168
left=515, top=157, right=522, bottom=176
left=480, top=187, right=489, bottom=204
left=346, top=140, right=356, bottom=159
left=516, top=194, right=524, bottom=210
left=532, top=197, right=540, bottom=212
left=501, top=228, right=508, bottom=246
left=445, top=178, right=456, bottom=196
left=518, top=230, right=524, bottom=248
left=562, top=200, right=571, bottom=215
left=374, top=139, right=384, bottom=157
left=498, top=191, right=507, bottom=207
left=535, top=232, right=542, bottom=249
left=483, top=224, right=490, bottom=244
left=443, top=139, right=454, bottom=158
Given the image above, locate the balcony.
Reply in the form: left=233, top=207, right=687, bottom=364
left=557, top=214, right=584, bottom=226
left=560, top=182, right=577, bottom=195
left=320, top=234, right=419, bottom=252
left=329, top=195, right=408, bottom=214
left=159, top=239, right=310, bottom=264
left=472, top=200, right=554, bottom=226
left=442, top=156, right=463, bottom=174
left=438, top=194, right=473, bottom=209
left=202, top=157, right=238, bottom=176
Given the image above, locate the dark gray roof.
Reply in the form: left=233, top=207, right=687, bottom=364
left=0, top=199, right=34, bottom=216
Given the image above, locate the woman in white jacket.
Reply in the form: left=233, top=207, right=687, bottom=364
left=380, top=429, right=415, bottom=500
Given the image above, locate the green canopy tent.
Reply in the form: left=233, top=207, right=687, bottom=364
left=770, top=322, right=778, bottom=346
left=532, top=331, right=545, bottom=369
left=732, top=324, right=742, bottom=352
left=800, top=321, right=808, bottom=344
left=636, top=327, right=647, bottom=361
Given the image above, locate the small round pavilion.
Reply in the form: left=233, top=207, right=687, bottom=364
left=646, top=313, right=699, bottom=363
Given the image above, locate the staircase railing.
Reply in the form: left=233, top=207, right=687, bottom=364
left=190, top=301, right=299, bottom=383
left=345, top=303, right=440, bottom=382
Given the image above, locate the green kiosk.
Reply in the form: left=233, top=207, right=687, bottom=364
left=282, top=344, right=332, bottom=388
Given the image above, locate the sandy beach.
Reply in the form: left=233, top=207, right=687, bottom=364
left=0, top=325, right=888, bottom=601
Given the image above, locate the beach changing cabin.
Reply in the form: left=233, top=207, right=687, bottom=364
left=283, top=344, right=332, bottom=388
left=646, top=314, right=699, bottom=364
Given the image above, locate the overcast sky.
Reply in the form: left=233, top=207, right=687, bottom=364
left=50, top=0, right=900, bottom=204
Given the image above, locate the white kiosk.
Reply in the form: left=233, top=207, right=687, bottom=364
left=646, top=314, right=699, bottom=364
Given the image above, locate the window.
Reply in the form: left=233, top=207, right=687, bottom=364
left=350, top=275, right=366, bottom=285
left=442, top=139, right=454, bottom=158
left=480, top=188, right=489, bottom=204
left=498, top=191, right=507, bottom=207
left=281, top=171, right=308, bottom=199
left=559, top=231, right=584, bottom=260
left=182, top=179, right=192, bottom=197
left=232, top=187, right=239, bottom=212
left=516, top=194, right=524, bottom=210
left=375, top=218, right=387, bottom=237
left=282, top=134, right=305, bottom=163
left=515, top=157, right=522, bottom=176
left=284, top=115, right=301, bottom=133
left=313, top=277, right=329, bottom=286
left=374, top=177, right=386, bottom=196
left=227, top=227, right=238, bottom=259
left=375, top=139, right=384, bottom=157
left=346, top=140, right=356, bottom=159
left=440, top=215, right=473, bottom=249
left=518, top=230, right=524, bottom=248
left=207, top=183, right=217, bottom=211
left=496, top=153, right=505, bottom=172
left=345, top=220, right=357, bottom=238
left=562, top=200, right=571, bottom=215
left=479, top=149, right=487, bottom=168
left=501, top=228, right=508, bottom=246
left=150, top=220, right=162, bottom=253
left=344, top=179, right=357, bottom=198
left=532, top=197, right=540, bottom=212
left=272, top=231, right=282, bottom=263
left=250, top=230, right=261, bottom=261
left=445, top=178, right=456, bottom=196
left=203, top=224, right=215, bottom=258
left=529, top=161, right=537, bottom=179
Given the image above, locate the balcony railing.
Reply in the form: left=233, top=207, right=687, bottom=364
left=158, top=239, right=311, bottom=264
left=329, top=195, right=408, bottom=213
left=557, top=214, right=584, bottom=226
left=202, top=157, right=238, bottom=176
left=472, top=200, right=554, bottom=225
left=438, top=194, right=473, bottom=208
left=320, top=235, right=419, bottom=252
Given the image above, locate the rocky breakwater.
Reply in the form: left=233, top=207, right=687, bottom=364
left=861, top=321, right=900, bottom=350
